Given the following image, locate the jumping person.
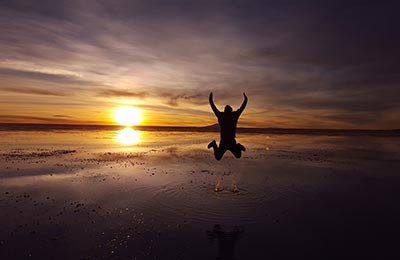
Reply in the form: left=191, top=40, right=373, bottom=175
left=208, top=92, right=248, bottom=160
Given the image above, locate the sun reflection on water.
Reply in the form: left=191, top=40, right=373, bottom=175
left=116, top=128, right=141, bottom=145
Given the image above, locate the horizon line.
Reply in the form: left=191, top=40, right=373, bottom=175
left=0, top=122, right=399, bottom=132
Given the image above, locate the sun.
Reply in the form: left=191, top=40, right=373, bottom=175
left=114, top=106, right=143, bottom=126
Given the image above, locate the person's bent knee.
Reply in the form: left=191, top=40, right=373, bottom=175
left=232, top=150, right=242, bottom=158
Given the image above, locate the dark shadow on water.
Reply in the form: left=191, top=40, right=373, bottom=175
left=207, top=224, right=244, bottom=260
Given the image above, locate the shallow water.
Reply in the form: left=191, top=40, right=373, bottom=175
left=1, top=129, right=400, bottom=259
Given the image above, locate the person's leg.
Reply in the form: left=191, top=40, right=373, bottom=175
left=214, top=146, right=226, bottom=160
left=230, top=144, right=242, bottom=159
left=209, top=140, right=226, bottom=160
left=208, top=140, right=217, bottom=149
left=237, top=143, right=246, bottom=151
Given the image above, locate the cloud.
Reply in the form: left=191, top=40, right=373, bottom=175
left=97, top=87, right=209, bottom=107
left=52, top=114, right=72, bottom=118
left=0, top=68, right=101, bottom=86
left=97, top=89, right=148, bottom=98
left=163, top=92, right=209, bottom=107
left=318, top=112, right=381, bottom=126
left=0, top=115, right=72, bottom=123
left=0, top=86, right=69, bottom=96
left=0, top=0, right=399, bottom=128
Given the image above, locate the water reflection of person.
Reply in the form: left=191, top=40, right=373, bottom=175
left=207, top=224, right=244, bottom=260
left=208, top=92, right=248, bottom=160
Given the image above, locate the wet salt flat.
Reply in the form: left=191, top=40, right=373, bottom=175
left=1, top=129, right=400, bottom=259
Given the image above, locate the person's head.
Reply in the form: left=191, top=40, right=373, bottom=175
left=224, top=105, right=232, bottom=113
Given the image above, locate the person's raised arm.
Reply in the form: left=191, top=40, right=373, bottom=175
left=209, top=92, right=220, bottom=116
left=237, top=93, right=248, bottom=116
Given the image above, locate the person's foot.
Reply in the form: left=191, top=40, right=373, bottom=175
left=208, top=140, right=216, bottom=149
left=238, top=143, right=246, bottom=151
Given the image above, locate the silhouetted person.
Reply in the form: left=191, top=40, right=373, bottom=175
left=206, top=224, right=244, bottom=260
left=208, top=92, right=248, bottom=160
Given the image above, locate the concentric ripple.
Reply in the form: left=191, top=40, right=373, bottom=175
left=127, top=176, right=305, bottom=226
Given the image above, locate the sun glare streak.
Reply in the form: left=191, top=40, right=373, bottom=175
left=114, top=106, right=143, bottom=126
left=116, top=128, right=141, bottom=145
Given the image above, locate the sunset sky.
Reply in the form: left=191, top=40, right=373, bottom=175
left=0, top=1, right=399, bottom=128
